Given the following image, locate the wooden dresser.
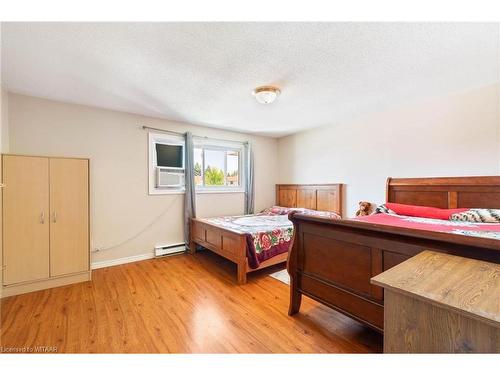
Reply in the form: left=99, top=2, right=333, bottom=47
left=372, top=251, right=500, bottom=353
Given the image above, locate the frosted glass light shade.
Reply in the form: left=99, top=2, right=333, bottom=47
left=252, top=86, right=281, bottom=104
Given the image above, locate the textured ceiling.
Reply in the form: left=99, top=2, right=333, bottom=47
left=2, top=22, right=499, bottom=137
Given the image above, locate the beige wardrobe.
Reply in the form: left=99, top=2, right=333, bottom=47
left=2, top=155, right=90, bottom=297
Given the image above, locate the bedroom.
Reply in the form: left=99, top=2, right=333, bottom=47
left=1, top=0, right=500, bottom=372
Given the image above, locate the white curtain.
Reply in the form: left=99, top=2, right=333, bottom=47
left=184, top=132, right=196, bottom=249
left=244, top=142, right=255, bottom=215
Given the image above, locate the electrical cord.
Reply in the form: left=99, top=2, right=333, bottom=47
left=92, top=194, right=182, bottom=252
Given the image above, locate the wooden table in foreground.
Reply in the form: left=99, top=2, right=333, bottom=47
left=371, top=250, right=500, bottom=353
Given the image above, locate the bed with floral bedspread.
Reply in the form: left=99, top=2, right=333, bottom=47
left=200, top=207, right=340, bottom=269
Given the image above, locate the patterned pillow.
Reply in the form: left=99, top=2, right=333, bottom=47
left=450, top=209, right=500, bottom=223
left=261, top=206, right=296, bottom=215
left=300, top=209, right=341, bottom=220
left=373, top=204, right=396, bottom=215
left=261, top=206, right=341, bottom=219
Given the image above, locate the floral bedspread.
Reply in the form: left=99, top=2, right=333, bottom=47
left=201, top=214, right=293, bottom=269
left=201, top=207, right=341, bottom=269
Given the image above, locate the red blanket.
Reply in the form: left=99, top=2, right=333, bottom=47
left=354, top=213, right=500, bottom=241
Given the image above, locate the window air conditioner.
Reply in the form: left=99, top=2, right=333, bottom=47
left=156, top=167, right=185, bottom=188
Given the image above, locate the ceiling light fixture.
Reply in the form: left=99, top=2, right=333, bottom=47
left=252, top=86, right=281, bottom=104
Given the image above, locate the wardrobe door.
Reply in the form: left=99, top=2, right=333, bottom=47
left=3, top=155, right=50, bottom=285
left=49, top=158, right=89, bottom=277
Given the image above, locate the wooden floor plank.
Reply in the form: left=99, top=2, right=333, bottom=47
left=1, top=251, right=382, bottom=353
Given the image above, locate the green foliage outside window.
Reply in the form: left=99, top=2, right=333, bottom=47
left=194, top=162, right=202, bottom=176
left=204, top=166, right=225, bottom=185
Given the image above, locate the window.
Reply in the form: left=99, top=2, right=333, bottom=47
left=194, top=140, right=244, bottom=192
left=149, top=131, right=245, bottom=195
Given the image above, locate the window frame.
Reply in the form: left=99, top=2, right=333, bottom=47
left=194, top=139, right=245, bottom=193
left=148, top=132, right=246, bottom=195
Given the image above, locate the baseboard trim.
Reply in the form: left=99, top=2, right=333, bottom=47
left=2, top=271, right=91, bottom=298
left=91, top=252, right=155, bottom=270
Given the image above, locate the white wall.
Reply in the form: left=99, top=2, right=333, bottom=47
left=7, top=93, right=279, bottom=265
left=498, top=83, right=500, bottom=173
left=278, top=84, right=500, bottom=218
left=0, top=88, right=8, bottom=152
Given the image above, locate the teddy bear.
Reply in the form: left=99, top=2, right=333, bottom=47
left=356, top=201, right=373, bottom=217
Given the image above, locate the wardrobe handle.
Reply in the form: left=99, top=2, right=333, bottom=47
left=40, top=212, right=45, bottom=224
left=53, top=212, right=57, bottom=223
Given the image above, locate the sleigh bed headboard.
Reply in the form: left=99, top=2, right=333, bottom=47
left=276, top=184, right=344, bottom=217
left=386, top=176, right=500, bottom=209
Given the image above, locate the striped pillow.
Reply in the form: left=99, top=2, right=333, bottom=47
left=450, top=209, right=500, bottom=223
left=373, top=204, right=396, bottom=215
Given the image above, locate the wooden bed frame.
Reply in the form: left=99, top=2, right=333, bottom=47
left=190, top=183, right=343, bottom=284
left=287, top=176, right=500, bottom=332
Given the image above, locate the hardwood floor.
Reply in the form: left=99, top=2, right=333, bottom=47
left=1, top=251, right=382, bottom=353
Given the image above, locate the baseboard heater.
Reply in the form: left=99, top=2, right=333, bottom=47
left=154, top=243, right=186, bottom=257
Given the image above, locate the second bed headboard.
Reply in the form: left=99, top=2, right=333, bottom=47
left=276, top=184, right=344, bottom=217
left=386, top=176, right=500, bottom=209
